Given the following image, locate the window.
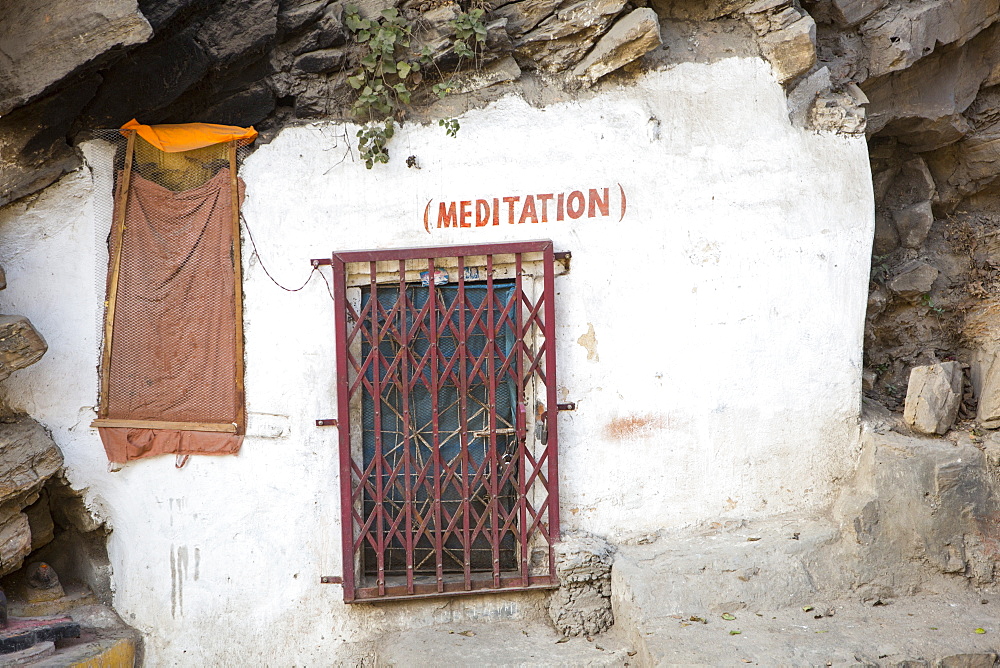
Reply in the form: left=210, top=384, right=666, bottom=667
left=330, top=241, right=562, bottom=602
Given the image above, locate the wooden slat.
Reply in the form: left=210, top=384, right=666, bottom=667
left=98, top=130, right=136, bottom=419
left=228, top=141, right=247, bottom=436
left=91, top=418, right=238, bottom=433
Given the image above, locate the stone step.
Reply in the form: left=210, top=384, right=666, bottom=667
left=27, top=636, right=135, bottom=667
left=374, top=619, right=635, bottom=667
left=612, top=526, right=1000, bottom=665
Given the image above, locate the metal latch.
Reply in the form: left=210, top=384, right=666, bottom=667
left=472, top=427, right=515, bottom=438
left=315, top=419, right=338, bottom=427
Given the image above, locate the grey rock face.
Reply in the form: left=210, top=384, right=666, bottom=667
left=548, top=532, right=615, bottom=637
left=903, top=362, right=963, bottom=435
left=0, top=0, right=152, bottom=116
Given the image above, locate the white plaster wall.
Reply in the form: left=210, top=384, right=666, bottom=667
left=0, top=56, right=872, bottom=665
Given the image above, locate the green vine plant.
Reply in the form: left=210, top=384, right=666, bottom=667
left=344, top=3, right=488, bottom=168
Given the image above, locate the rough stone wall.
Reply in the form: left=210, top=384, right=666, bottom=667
left=548, top=532, right=615, bottom=637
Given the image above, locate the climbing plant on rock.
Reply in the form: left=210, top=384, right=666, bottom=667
left=344, top=3, right=488, bottom=168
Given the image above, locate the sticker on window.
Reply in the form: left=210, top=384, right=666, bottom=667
left=420, top=269, right=449, bottom=286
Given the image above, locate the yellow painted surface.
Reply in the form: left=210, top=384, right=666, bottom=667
left=70, top=638, right=135, bottom=668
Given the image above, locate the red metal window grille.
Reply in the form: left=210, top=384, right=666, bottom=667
left=331, top=241, right=561, bottom=602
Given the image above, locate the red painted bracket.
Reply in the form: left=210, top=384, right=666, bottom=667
left=315, top=419, right=338, bottom=426
left=320, top=575, right=343, bottom=584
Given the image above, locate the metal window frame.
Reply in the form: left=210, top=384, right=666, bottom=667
left=331, top=240, right=561, bottom=603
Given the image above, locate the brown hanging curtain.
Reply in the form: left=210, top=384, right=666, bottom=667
left=93, top=121, right=256, bottom=464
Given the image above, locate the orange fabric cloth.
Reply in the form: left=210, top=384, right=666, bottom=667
left=99, top=428, right=244, bottom=463
left=120, top=119, right=257, bottom=152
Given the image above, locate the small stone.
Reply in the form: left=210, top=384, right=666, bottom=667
left=571, top=8, right=662, bottom=85
left=903, top=361, right=963, bottom=435
left=888, top=261, right=939, bottom=300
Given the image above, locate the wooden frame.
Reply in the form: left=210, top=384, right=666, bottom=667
left=92, top=136, right=246, bottom=435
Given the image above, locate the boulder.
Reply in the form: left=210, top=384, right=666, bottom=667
left=0, top=316, right=47, bottom=382
left=516, top=0, right=627, bottom=72
left=903, top=362, right=963, bottom=435
left=893, top=201, right=934, bottom=249
left=571, top=8, right=662, bottom=85
left=493, top=0, right=563, bottom=38
left=0, top=418, right=64, bottom=577
left=873, top=157, right=936, bottom=253
left=888, top=260, right=939, bottom=300
left=0, top=0, right=152, bottom=116
left=0, top=418, right=63, bottom=508
left=742, top=1, right=816, bottom=84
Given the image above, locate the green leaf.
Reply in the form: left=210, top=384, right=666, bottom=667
left=381, top=8, right=399, bottom=19
left=362, top=85, right=373, bottom=96
left=721, top=613, right=736, bottom=621
left=976, top=628, right=987, bottom=634
left=361, top=53, right=377, bottom=69
left=357, top=29, right=371, bottom=42
left=347, top=75, right=364, bottom=89
left=393, top=82, right=408, bottom=93
left=397, top=61, right=411, bottom=78
left=729, top=630, right=741, bottom=636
